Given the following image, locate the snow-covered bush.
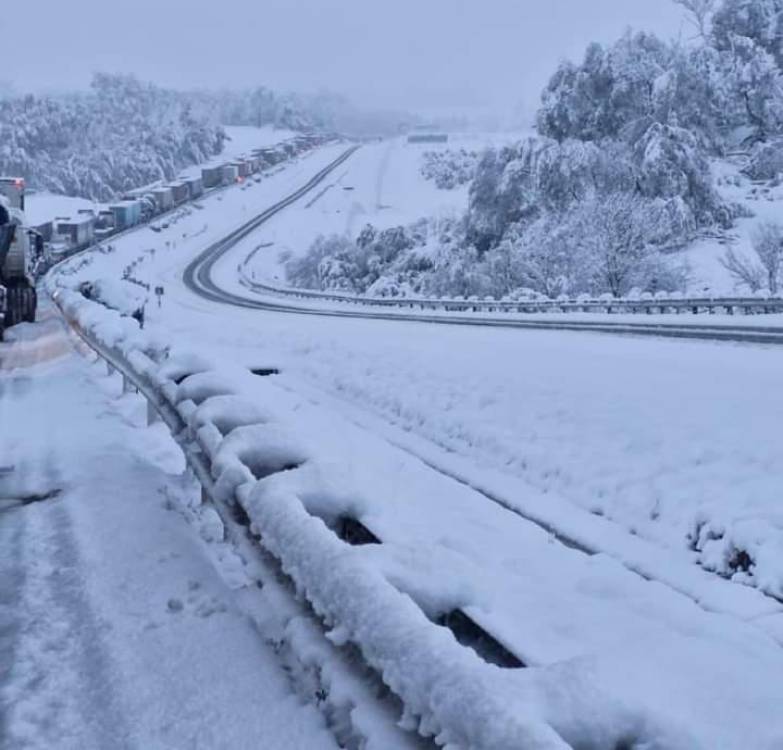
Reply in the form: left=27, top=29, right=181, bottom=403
left=420, top=149, right=480, bottom=189
left=743, top=139, right=783, bottom=179
left=285, top=221, right=434, bottom=295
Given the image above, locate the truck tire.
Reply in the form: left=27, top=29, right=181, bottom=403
left=23, top=286, right=36, bottom=323
left=5, top=286, right=20, bottom=327
left=4, top=284, right=35, bottom=327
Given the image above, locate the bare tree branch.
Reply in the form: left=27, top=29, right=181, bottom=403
left=719, top=247, right=765, bottom=293
left=672, top=0, right=716, bottom=41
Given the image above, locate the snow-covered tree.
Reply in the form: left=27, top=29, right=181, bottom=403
left=720, top=246, right=767, bottom=290
left=573, top=193, right=658, bottom=297
left=633, top=121, right=723, bottom=230
left=750, top=221, right=783, bottom=292
left=712, top=0, right=783, bottom=68
left=0, top=74, right=226, bottom=200
left=673, top=0, right=717, bottom=40
left=538, top=31, right=673, bottom=142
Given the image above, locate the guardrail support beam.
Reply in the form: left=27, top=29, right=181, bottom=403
left=122, top=374, right=136, bottom=395
left=147, top=399, right=161, bottom=426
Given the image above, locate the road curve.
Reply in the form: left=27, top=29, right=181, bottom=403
left=183, top=146, right=783, bottom=346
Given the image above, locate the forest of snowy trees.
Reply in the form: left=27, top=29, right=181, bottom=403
left=0, top=75, right=226, bottom=201
left=0, top=76, right=362, bottom=201
left=289, top=0, right=783, bottom=299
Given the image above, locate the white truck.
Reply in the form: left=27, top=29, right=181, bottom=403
left=0, top=178, right=42, bottom=340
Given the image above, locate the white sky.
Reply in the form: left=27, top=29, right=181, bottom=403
left=6, top=1, right=687, bottom=113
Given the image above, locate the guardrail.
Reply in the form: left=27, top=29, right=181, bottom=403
left=239, top=265, right=783, bottom=317
left=51, top=286, right=573, bottom=750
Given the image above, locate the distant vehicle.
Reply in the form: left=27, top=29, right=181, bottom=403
left=0, top=178, right=42, bottom=338
left=407, top=133, right=449, bottom=144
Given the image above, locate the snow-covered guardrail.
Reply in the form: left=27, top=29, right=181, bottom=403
left=239, top=266, right=783, bottom=317
left=51, top=284, right=582, bottom=750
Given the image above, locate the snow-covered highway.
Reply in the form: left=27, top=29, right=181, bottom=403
left=31, top=138, right=783, bottom=747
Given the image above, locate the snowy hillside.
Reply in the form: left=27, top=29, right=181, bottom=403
left=282, top=5, right=783, bottom=301
left=0, top=77, right=351, bottom=203
left=0, top=74, right=225, bottom=201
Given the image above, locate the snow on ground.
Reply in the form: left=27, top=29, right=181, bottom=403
left=56, top=142, right=783, bottom=602
left=47, top=287, right=783, bottom=748
left=0, top=304, right=340, bottom=750
left=683, top=157, right=783, bottom=295
left=223, top=125, right=299, bottom=153
left=25, top=192, right=102, bottom=227
left=40, top=143, right=783, bottom=743
left=242, top=134, right=517, bottom=284
left=236, top=136, right=782, bottom=298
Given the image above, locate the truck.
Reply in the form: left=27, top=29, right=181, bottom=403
left=168, top=182, right=190, bottom=205
left=55, top=214, right=96, bottom=248
left=150, top=187, right=175, bottom=212
left=110, top=200, right=142, bottom=230
left=0, top=178, right=42, bottom=339
left=221, top=164, right=239, bottom=184
left=201, top=165, right=224, bottom=189
left=184, top=176, right=204, bottom=200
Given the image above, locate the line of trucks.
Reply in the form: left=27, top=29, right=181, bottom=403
left=0, top=133, right=330, bottom=339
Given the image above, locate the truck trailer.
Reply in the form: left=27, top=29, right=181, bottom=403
left=201, top=165, right=224, bottom=189
left=150, top=187, right=174, bottom=212
left=110, top=200, right=142, bottom=230
left=168, top=182, right=190, bottom=205
left=184, top=176, right=204, bottom=199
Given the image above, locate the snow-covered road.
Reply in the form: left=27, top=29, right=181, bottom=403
left=0, top=304, right=344, bottom=749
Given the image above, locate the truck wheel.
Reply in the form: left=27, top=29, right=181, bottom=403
left=5, top=287, right=20, bottom=327
left=23, top=287, right=36, bottom=323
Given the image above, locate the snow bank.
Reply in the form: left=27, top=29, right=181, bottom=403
left=238, top=482, right=571, bottom=750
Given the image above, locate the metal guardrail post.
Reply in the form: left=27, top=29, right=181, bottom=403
left=122, top=373, right=136, bottom=395
left=147, top=399, right=160, bottom=426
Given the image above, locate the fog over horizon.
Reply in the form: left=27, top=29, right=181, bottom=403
left=7, top=0, right=687, bottom=119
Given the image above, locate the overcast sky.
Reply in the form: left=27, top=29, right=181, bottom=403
left=6, top=1, right=687, bottom=115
